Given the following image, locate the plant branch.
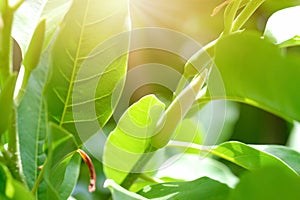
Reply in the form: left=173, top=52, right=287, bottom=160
left=175, top=38, right=219, bottom=96
left=0, top=5, right=13, bottom=88
left=7, top=110, right=25, bottom=183
left=120, top=145, right=157, bottom=189
left=31, top=160, right=47, bottom=194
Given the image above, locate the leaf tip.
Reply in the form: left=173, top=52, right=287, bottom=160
left=77, top=149, right=96, bottom=192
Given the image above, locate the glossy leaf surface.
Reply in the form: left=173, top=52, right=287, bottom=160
left=138, top=177, right=231, bottom=200
left=211, top=141, right=297, bottom=175
left=103, top=95, right=165, bottom=184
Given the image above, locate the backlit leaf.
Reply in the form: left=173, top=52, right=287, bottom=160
left=103, top=95, right=165, bottom=185
left=210, top=32, right=300, bottom=122
left=12, top=0, right=73, bottom=54
left=211, top=141, right=297, bottom=175
left=45, top=0, right=130, bottom=143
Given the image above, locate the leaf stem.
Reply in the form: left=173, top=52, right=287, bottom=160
left=0, top=4, right=13, bottom=88
left=120, top=145, right=157, bottom=189
left=31, top=159, right=47, bottom=194
left=232, top=0, right=266, bottom=32
left=11, top=0, right=25, bottom=11
left=7, top=110, right=25, bottom=183
left=223, top=0, right=242, bottom=34
left=0, top=0, right=26, bottom=184
left=175, top=38, right=218, bottom=96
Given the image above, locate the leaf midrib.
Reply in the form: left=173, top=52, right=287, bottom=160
left=59, top=0, right=90, bottom=127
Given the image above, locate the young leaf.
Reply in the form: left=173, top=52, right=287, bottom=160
left=103, top=95, right=165, bottom=185
left=12, top=0, right=73, bottom=54
left=15, top=20, right=46, bottom=104
left=210, top=31, right=300, bottom=122
left=151, top=69, right=208, bottom=149
left=210, top=141, right=298, bottom=175
left=138, top=177, right=232, bottom=200
left=44, top=0, right=131, bottom=142
left=264, top=6, right=300, bottom=45
left=23, top=19, right=45, bottom=73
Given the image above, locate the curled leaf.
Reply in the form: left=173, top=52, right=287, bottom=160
left=77, top=149, right=96, bottom=192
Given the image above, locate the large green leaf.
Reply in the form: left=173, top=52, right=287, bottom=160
left=40, top=123, right=80, bottom=200
left=138, top=177, right=231, bottom=200
left=45, top=0, right=130, bottom=143
left=264, top=6, right=300, bottom=46
left=229, top=165, right=300, bottom=200
left=210, top=141, right=297, bottom=175
left=103, top=95, right=165, bottom=185
left=252, top=145, right=300, bottom=175
left=17, top=51, right=49, bottom=191
left=0, top=163, right=34, bottom=200
left=210, top=31, right=300, bottom=122
left=12, top=0, right=73, bottom=54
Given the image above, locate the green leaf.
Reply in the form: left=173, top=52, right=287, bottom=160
left=0, top=74, right=16, bottom=136
left=211, top=141, right=297, bottom=175
left=211, top=31, right=300, bottom=121
left=44, top=0, right=131, bottom=142
left=0, top=163, right=34, bottom=200
left=138, top=177, right=231, bottom=200
left=23, top=19, right=45, bottom=73
left=229, top=165, right=300, bottom=200
left=40, top=123, right=80, bottom=200
left=17, top=51, right=49, bottom=191
left=104, top=179, right=149, bottom=200
left=12, top=0, right=73, bottom=54
left=103, top=95, right=165, bottom=184
left=252, top=145, right=300, bottom=175
left=264, top=6, right=300, bottom=45
left=155, top=154, right=238, bottom=188
left=151, top=69, right=208, bottom=148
